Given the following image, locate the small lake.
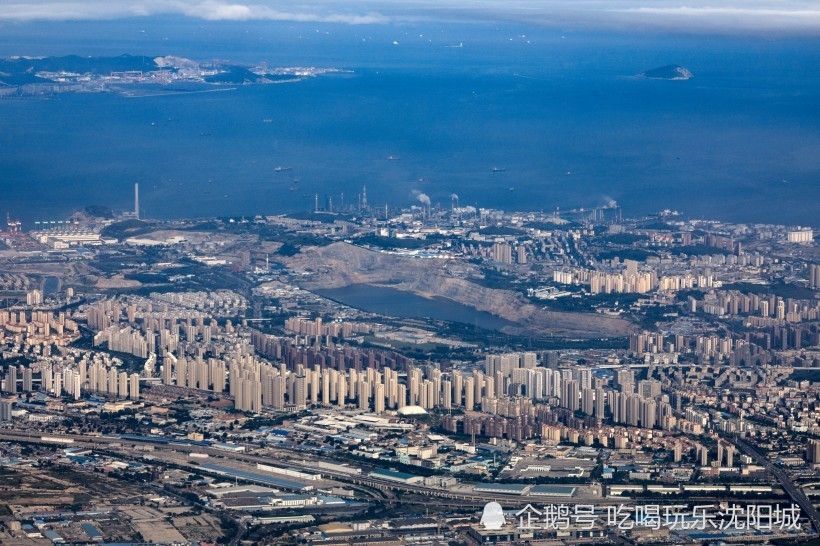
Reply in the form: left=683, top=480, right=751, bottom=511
left=42, top=276, right=61, bottom=295
left=315, top=284, right=516, bottom=331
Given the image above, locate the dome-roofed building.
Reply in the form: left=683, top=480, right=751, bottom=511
left=397, top=405, right=427, bottom=416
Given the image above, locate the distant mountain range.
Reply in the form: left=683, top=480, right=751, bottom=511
left=637, top=64, right=694, bottom=80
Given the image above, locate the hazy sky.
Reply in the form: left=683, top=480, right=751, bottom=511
left=1, top=0, right=820, bottom=34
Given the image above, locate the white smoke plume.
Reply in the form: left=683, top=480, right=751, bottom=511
left=413, top=190, right=431, bottom=206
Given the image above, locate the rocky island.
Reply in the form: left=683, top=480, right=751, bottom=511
left=637, top=64, right=694, bottom=80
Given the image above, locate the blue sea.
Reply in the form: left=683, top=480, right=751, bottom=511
left=0, top=17, right=818, bottom=226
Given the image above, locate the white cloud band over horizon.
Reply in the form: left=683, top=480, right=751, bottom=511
left=1, top=0, right=820, bottom=34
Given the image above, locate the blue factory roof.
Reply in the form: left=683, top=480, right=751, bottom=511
left=201, top=464, right=312, bottom=491
left=529, top=485, right=577, bottom=497
left=370, top=469, right=422, bottom=482
left=81, top=522, right=103, bottom=539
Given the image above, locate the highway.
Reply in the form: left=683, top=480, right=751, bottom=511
left=9, top=429, right=806, bottom=519
left=0, top=430, right=618, bottom=508
left=731, top=434, right=820, bottom=533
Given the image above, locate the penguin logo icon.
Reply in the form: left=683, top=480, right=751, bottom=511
left=480, top=501, right=506, bottom=530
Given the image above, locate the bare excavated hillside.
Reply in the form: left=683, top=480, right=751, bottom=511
left=286, top=242, right=635, bottom=338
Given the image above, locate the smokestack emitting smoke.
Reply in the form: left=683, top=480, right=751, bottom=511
left=412, top=190, right=431, bottom=217
left=419, top=193, right=430, bottom=218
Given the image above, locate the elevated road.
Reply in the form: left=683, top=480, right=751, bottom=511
left=731, top=435, right=820, bottom=533
left=0, top=430, right=614, bottom=507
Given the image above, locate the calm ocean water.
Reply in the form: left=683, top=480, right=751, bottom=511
left=0, top=18, right=818, bottom=226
